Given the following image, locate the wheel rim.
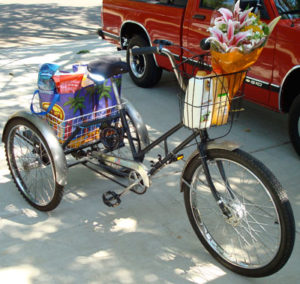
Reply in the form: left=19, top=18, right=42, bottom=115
left=189, top=158, right=281, bottom=269
left=129, top=45, right=146, bottom=78
left=7, top=124, right=56, bottom=206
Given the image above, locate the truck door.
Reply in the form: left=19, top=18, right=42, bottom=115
left=183, top=0, right=275, bottom=106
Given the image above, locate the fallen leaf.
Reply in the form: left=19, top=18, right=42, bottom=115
left=77, top=50, right=90, bottom=54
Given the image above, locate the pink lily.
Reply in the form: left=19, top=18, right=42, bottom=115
left=227, top=20, right=235, bottom=42
left=239, top=8, right=254, bottom=28
left=218, top=7, right=233, bottom=22
left=229, top=31, right=251, bottom=47
left=217, top=0, right=242, bottom=22
left=233, top=0, right=241, bottom=19
left=206, top=27, right=228, bottom=52
left=205, top=37, right=228, bottom=52
left=207, top=26, right=226, bottom=43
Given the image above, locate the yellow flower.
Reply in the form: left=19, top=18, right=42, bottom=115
left=248, top=12, right=257, bottom=18
left=242, top=25, right=264, bottom=34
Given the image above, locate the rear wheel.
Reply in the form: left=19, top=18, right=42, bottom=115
left=182, top=148, right=295, bottom=277
left=126, top=35, right=162, bottom=88
left=3, top=119, right=64, bottom=211
left=288, top=94, right=300, bottom=156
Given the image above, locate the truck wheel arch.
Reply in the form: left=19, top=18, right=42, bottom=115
left=120, top=21, right=152, bottom=49
left=279, top=66, right=300, bottom=113
left=279, top=66, right=300, bottom=155
left=120, top=21, right=159, bottom=68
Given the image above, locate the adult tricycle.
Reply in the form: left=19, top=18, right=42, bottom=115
left=2, top=41, right=295, bottom=277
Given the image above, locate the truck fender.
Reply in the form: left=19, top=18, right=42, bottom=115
left=279, top=65, right=300, bottom=112
left=2, top=111, right=68, bottom=186
left=120, top=20, right=159, bottom=67
left=180, top=140, right=240, bottom=192
left=122, top=99, right=150, bottom=149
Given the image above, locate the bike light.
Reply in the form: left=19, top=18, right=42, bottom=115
left=88, top=73, right=105, bottom=83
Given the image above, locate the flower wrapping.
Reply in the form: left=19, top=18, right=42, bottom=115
left=211, top=47, right=264, bottom=99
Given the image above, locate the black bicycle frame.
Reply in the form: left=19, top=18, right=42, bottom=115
left=134, top=122, right=200, bottom=175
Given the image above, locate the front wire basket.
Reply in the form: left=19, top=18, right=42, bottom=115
left=177, top=54, right=248, bottom=138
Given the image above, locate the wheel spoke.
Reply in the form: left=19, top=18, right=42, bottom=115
left=5, top=121, right=61, bottom=210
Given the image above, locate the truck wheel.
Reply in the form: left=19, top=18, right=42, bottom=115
left=127, top=35, right=162, bottom=88
left=288, top=95, right=300, bottom=156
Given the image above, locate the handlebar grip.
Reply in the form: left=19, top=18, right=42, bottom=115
left=131, top=46, right=158, bottom=55
left=200, top=38, right=211, bottom=51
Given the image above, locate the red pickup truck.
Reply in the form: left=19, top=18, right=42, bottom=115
left=99, top=0, right=300, bottom=155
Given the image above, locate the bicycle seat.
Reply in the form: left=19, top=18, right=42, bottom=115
left=87, top=57, right=129, bottom=79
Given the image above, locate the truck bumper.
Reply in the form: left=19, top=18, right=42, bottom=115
left=97, top=28, right=122, bottom=50
left=97, top=28, right=105, bottom=39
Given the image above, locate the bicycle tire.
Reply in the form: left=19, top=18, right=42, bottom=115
left=3, top=118, right=64, bottom=211
left=182, top=148, right=295, bottom=277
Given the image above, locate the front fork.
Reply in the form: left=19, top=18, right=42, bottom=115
left=197, top=131, right=234, bottom=218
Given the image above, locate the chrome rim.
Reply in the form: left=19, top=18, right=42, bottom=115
left=7, top=125, right=56, bottom=206
left=189, top=158, right=281, bottom=269
left=129, top=45, right=146, bottom=78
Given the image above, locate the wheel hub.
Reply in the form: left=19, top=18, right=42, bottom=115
left=130, top=45, right=146, bottom=78
left=223, top=199, right=246, bottom=226
left=23, top=159, right=41, bottom=171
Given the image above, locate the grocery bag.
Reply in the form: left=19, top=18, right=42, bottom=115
left=31, top=63, right=122, bottom=148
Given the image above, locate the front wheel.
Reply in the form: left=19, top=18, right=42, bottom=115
left=288, top=94, right=300, bottom=156
left=126, top=35, right=162, bottom=88
left=3, top=118, right=64, bottom=211
left=182, top=148, right=295, bottom=277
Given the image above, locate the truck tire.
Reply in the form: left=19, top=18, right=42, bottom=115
left=288, top=94, right=300, bottom=156
left=126, top=35, right=162, bottom=88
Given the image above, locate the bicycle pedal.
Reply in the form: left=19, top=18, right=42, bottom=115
left=169, top=154, right=184, bottom=164
left=102, top=191, right=121, bottom=207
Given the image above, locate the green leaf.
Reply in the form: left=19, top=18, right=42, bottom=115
left=262, top=25, right=270, bottom=36
left=76, top=49, right=90, bottom=54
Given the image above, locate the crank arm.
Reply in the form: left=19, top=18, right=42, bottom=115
left=91, top=151, right=151, bottom=187
left=119, top=179, right=141, bottom=197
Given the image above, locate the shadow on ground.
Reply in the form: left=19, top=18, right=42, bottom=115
left=0, top=3, right=101, bottom=47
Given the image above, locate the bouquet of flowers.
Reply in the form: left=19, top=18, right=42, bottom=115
left=202, top=1, right=280, bottom=126
left=206, top=0, right=280, bottom=75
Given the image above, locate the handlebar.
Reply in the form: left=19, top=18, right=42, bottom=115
left=131, top=46, right=159, bottom=56
left=130, top=43, right=187, bottom=91
left=130, top=38, right=211, bottom=92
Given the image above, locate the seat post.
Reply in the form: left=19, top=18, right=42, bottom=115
left=111, top=77, right=123, bottom=110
